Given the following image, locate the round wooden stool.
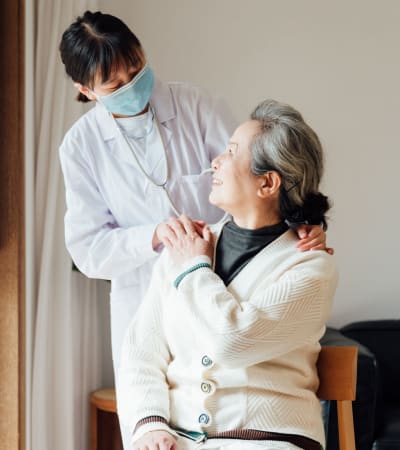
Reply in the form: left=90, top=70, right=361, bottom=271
left=90, top=388, right=122, bottom=450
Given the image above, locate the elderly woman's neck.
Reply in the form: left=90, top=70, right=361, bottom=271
left=231, top=209, right=282, bottom=230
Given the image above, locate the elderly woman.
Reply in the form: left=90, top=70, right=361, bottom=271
left=118, top=99, right=337, bottom=450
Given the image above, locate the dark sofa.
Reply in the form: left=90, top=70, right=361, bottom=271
left=321, top=320, right=400, bottom=450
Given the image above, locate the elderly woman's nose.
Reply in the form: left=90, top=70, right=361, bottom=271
left=212, top=151, right=226, bottom=168
left=212, top=156, right=220, bottom=169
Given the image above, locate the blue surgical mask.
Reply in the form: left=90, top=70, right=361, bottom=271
left=96, top=64, right=154, bottom=116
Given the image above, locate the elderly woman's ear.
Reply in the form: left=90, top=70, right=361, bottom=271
left=257, top=171, right=282, bottom=199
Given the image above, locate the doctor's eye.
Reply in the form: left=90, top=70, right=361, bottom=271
left=128, top=69, right=140, bottom=81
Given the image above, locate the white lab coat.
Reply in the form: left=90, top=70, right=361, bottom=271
left=59, top=78, right=236, bottom=369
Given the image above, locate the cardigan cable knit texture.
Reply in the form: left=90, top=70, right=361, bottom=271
left=117, top=225, right=338, bottom=448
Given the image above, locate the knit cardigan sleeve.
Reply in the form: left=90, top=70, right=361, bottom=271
left=117, top=254, right=175, bottom=442
left=176, top=253, right=337, bottom=368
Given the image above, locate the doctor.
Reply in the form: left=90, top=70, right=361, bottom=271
left=58, top=10, right=329, bottom=445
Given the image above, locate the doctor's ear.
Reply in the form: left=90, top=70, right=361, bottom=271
left=73, top=82, right=96, bottom=102
left=257, top=171, right=281, bottom=198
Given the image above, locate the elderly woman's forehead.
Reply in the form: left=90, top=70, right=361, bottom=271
left=236, top=120, right=261, bottom=137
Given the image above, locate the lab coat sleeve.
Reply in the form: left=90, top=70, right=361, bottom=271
left=174, top=254, right=337, bottom=368
left=117, top=254, right=173, bottom=440
left=59, top=137, right=159, bottom=280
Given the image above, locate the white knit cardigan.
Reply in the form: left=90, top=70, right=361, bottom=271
left=118, top=225, right=338, bottom=447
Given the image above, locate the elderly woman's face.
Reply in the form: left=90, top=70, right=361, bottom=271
left=209, top=120, right=261, bottom=214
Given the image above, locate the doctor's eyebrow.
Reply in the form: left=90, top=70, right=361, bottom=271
left=103, top=76, right=122, bottom=85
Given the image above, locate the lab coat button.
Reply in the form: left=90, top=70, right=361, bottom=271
left=201, top=355, right=213, bottom=367
left=198, top=413, right=210, bottom=424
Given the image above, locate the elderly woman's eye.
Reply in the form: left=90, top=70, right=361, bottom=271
left=227, top=144, right=237, bottom=154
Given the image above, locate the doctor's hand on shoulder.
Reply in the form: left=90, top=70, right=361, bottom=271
left=296, top=223, right=334, bottom=254
left=158, top=215, right=214, bottom=266
left=133, top=430, right=178, bottom=450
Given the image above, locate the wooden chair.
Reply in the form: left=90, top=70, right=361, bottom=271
left=90, top=388, right=121, bottom=450
left=90, top=346, right=358, bottom=450
left=317, top=345, right=358, bottom=450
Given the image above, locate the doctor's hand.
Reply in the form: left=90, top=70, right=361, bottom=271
left=162, top=215, right=214, bottom=266
left=296, top=224, right=334, bottom=254
left=133, top=430, right=178, bottom=450
left=154, top=219, right=207, bottom=251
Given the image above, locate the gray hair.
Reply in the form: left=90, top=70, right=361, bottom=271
left=250, top=99, right=329, bottom=226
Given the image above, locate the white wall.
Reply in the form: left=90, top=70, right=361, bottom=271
left=99, top=0, right=400, bottom=326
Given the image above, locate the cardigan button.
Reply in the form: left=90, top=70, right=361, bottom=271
left=198, top=413, right=210, bottom=424
left=201, top=382, right=212, bottom=393
left=201, top=355, right=213, bottom=367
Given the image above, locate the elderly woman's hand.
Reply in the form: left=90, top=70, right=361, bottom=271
left=133, top=430, right=178, bottom=450
left=160, top=215, right=214, bottom=266
left=296, top=224, right=334, bottom=254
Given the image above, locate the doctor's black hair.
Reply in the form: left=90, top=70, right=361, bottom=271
left=59, top=11, right=144, bottom=102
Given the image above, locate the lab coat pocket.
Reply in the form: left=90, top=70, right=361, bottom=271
left=168, top=173, right=223, bottom=223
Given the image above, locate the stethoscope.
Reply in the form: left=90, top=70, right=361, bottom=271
left=110, top=104, right=215, bottom=217
left=111, top=104, right=181, bottom=215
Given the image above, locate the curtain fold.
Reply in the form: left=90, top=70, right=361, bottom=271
left=32, top=1, right=113, bottom=449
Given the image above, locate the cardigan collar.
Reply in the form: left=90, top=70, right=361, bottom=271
left=221, top=227, right=298, bottom=300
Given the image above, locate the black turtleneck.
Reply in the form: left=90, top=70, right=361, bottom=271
left=215, top=220, right=289, bottom=286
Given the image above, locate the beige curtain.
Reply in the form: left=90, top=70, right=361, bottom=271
left=31, top=1, right=113, bottom=449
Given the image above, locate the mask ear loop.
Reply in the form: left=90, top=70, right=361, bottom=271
left=87, top=87, right=104, bottom=107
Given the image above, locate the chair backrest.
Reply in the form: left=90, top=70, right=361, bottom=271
left=342, top=319, right=400, bottom=401
left=317, top=346, right=358, bottom=450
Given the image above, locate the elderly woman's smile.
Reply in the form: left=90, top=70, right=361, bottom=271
left=211, top=176, right=223, bottom=186
left=209, top=120, right=282, bottom=229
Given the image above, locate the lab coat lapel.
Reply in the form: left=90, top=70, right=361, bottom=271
left=94, top=103, right=140, bottom=168
left=150, top=77, right=176, bottom=124
left=140, top=118, right=170, bottom=181
left=144, top=77, right=175, bottom=175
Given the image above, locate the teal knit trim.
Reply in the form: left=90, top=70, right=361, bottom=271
left=173, top=262, right=211, bottom=289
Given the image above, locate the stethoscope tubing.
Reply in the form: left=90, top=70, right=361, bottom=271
left=111, top=104, right=181, bottom=216
left=110, top=104, right=229, bottom=225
